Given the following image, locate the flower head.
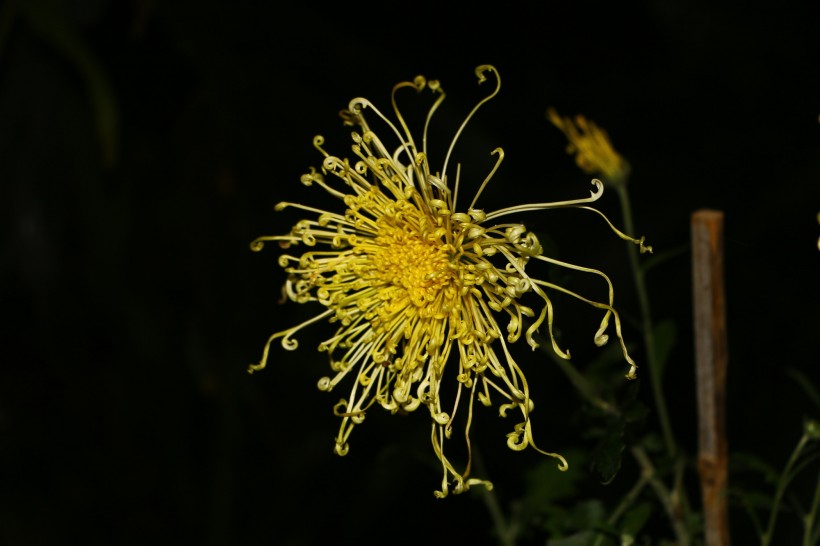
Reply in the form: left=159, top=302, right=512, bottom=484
left=547, top=107, right=631, bottom=187
left=250, top=65, right=650, bottom=497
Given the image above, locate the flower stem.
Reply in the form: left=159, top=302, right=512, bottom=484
left=803, top=470, right=820, bottom=546
left=592, top=470, right=650, bottom=546
left=632, top=446, right=691, bottom=546
left=473, top=448, right=517, bottom=546
left=761, top=431, right=811, bottom=546
left=615, top=184, right=677, bottom=457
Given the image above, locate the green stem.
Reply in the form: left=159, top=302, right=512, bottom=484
left=762, top=432, right=810, bottom=546
left=543, top=337, right=689, bottom=546
left=804, top=470, right=820, bottom=546
left=632, top=446, right=691, bottom=546
left=592, top=471, right=650, bottom=546
left=481, top=487, right=516, bottom=546
left=550, top=350, right=617, bottom=415
left=474, top=448, right=517, bottom=546
left=615, top=184, right=676, bottom=457
left=615, top=184, right=697, bottom=542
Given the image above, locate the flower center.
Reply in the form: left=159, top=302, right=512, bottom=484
left=369, top=218, right=455, bottom=308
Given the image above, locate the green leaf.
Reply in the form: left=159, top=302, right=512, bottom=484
left=544, top=501, right=614, bottom=545
left=620, top=501, right=652, bottom=537
left=731, top=489, right=774, bottom=511
left=622, top=401, right=649, bottom=425
left=650, top=319, right=677, bottom=380
left=523, top=449, right=587, bottom=505
left=587, top=381, right=648, bottom=483
left=590, top=422, right=625, bottom=483
left=640, top=243, right=689, bottom=276
left=546, top=530, right=598, bottom=546
left=21, top=0, right=119, bottom=167
left=571, top=499, right=608, bottom=529
left=731, top=451, right=780, bottom=485
left=786, top=368, right=820, bottom=411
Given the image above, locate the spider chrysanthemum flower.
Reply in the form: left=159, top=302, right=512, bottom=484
left=249, top=65, right=651, bottom=497
left=547, top=107, right=631, bottom=187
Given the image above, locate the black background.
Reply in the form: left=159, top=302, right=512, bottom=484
left=2, top=0, right=820, bottom=544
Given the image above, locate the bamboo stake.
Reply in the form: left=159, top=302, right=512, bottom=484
left=691, top=209, right=731, bottom=546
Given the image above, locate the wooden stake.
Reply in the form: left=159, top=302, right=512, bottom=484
left=691, top=209, right=731, bottom=546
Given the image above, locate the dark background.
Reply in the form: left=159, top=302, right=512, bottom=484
left=2, top=0, right=820, bottom=544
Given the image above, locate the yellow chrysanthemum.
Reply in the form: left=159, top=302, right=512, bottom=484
left=547, top=107, right=631, bottom=187
left=249, top=65, right=651, bottom=497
